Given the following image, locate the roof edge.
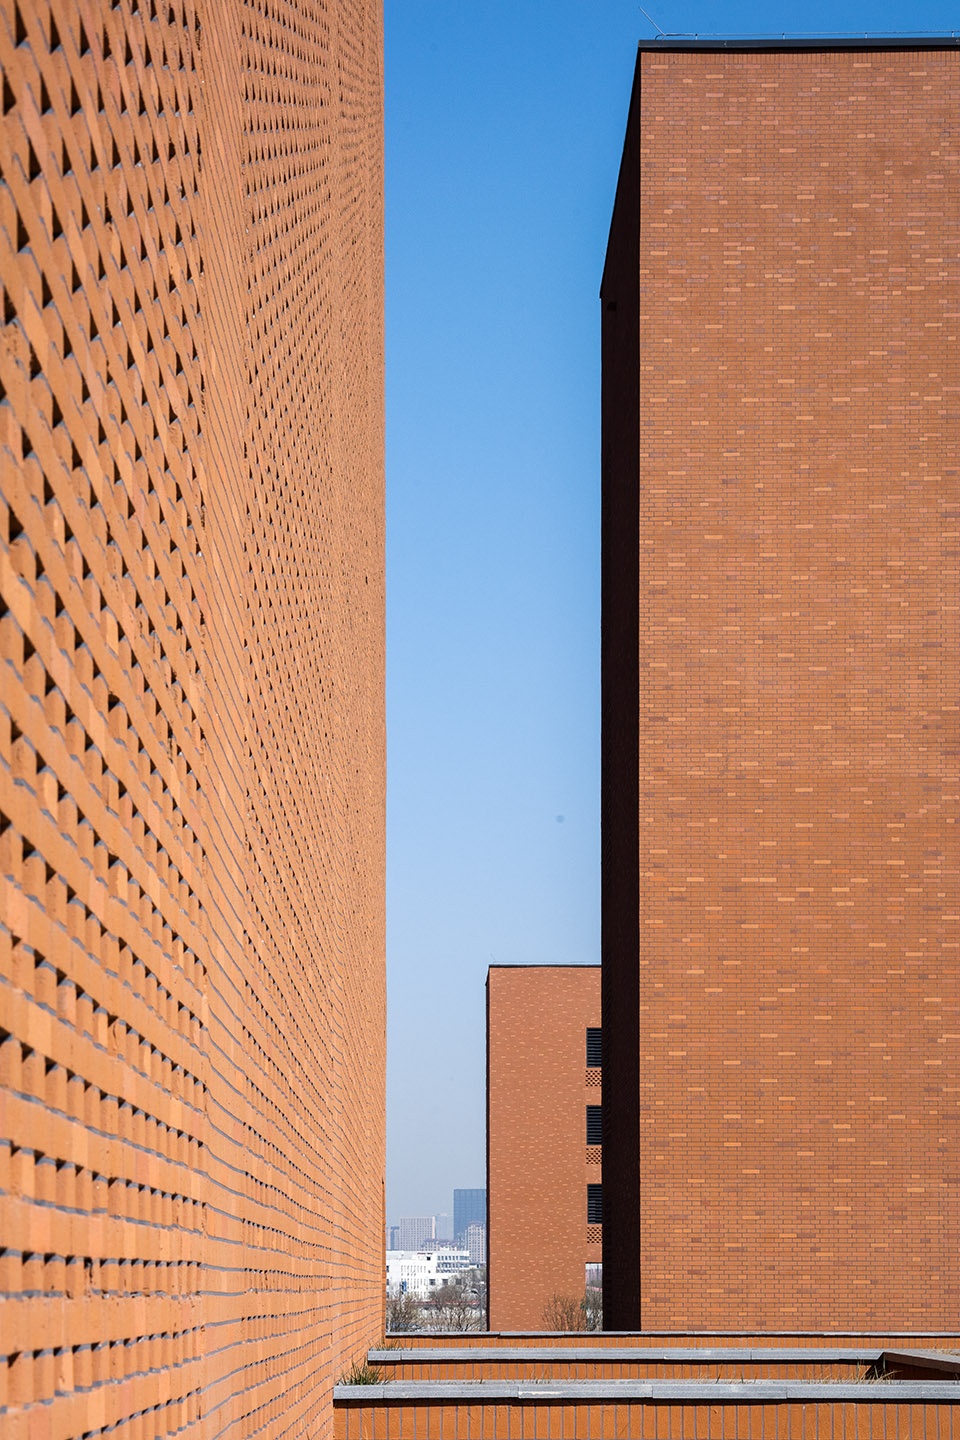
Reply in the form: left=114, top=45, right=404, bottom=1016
left=486, top=962, right=601, bottom=971
left=636, top=35, right=960, bottom=51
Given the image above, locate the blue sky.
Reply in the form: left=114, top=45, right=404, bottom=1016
left=384, top=0, right=959, bottom=1222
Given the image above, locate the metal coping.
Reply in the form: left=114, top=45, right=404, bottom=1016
left=370, top=1346, right=882, bottom=1362
left=387, top=1329, right=960, bottom=1338
left=336, top=1379, right=960, bottom=1402
left=370, top=1345, right=960, bottom=1372
left=636, top=35, right=960, bottom=50
left=486, top=962, right=600, bottom=971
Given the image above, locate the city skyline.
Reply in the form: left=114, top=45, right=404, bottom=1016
left=385, top=1189, right=487, bottom=1234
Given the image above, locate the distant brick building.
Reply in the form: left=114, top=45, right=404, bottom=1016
left=0, top=1, right=384, bottom=1436
left=601, top=40, right=959, bottom=1332
left=487, top=965, right=601, bottom=1329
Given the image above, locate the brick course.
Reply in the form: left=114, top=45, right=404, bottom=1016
left=0, top=1, right=384, bottom=1436
left=602, top=43, right=959, bottom=1331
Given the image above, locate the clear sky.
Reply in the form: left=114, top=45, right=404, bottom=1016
left=384, top=0, right=959, bottom=1223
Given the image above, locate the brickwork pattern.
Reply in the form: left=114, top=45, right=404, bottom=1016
left=0, top=1, right=384, bottom=1436
left=372, top=1351, right=871, bottom=1380
left=604, top=46, right=959, bottom=1330
left=334, top=1389, right=960, bottom=1440
left=487, top=966, right=600, bottom=1331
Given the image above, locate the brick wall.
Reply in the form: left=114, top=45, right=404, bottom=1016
left=487, top=965, right=600, bottom=1330
left=602, top=43, right=959, bottom=1331
left=0, top=1, right=384, bottom=1436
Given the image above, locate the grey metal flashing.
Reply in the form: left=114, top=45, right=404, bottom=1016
left=369, top=1346, right=883, bottom=1364
left=486, top=963, right=601, bottom=971
left=392, top=1328, right=960, bottom=1337
left=336, top=1379, right=960, bottom=1403
left=636, top=36, right=960, bottom=51
left=882, top=1349, right=960, bottom=1376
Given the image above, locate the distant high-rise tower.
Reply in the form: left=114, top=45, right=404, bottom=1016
left=454, top=1188, right=487, bottom=1245
left=465, top=1223, right=487, bottom=1267
left=398, top=1215, right=437, bottom=1251
left=435, top=1212, right=453, bottom=1242
left=602, top=38, right=960, bottom=1332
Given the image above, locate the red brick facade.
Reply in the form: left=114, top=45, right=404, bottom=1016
left=487, top=965, right=600, bottom=1330
left=0, top=1, right=385, bottom=1435
left=602, top=43, right=959, bottom=1331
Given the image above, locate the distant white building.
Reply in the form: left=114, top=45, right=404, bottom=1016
left=434, top=1246, right=471, bottom=1275
left=465, top=1222, right=486, bottom=1265
left=386, top=1248, right=471, bottom=1299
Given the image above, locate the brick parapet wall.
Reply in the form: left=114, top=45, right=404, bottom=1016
left=0, top=2, right=384, bottom=1437
left=334, top=1386, right=960, bottom=1440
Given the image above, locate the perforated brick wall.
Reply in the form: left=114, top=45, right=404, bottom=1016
left=0, top=0, right=384, bottom=1435
left=602, top=43, right=959, bottom=1331
left=487, top=966, right=600, bottom=1331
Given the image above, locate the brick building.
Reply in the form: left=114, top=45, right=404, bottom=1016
left=0, top=1, right=384, bottom=1437
left=601, top=40, right=959, bottom=1332
left=487, top=964, right=601, bottom=1330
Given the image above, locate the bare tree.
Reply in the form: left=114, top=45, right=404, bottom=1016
left=542, top=1292, right=587, bottom=1331
left=583, top=1285, right=602, bottom=1331
left=470, top=1265, right=488, bottom=1325
left=541, top=1288, right=602, bottom=1332
left=425, top=1271, right=484, bottom=1332
left=385, top=1288, right=421, bottom=1333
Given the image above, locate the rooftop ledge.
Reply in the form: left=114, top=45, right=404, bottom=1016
left=336, top=1378, right=960, bottom=1403
left=368, top=1345, right=960, bottom=1367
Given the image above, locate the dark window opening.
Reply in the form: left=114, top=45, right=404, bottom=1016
left=586, top=1027, right=602, bottom=1068
left=586, top=1105, right=602, bottom=1146
left=587, top=1183, right=603, bottom=1225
